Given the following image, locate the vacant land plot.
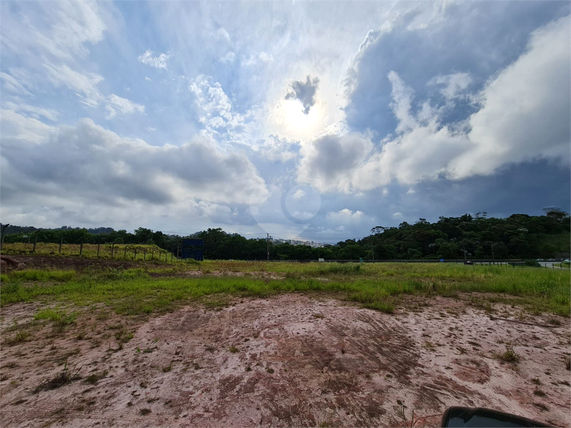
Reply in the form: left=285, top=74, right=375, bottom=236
left=1, top=257, right=569, bottom=427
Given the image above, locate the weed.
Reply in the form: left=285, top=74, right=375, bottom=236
left=140, top=408, right=152, bottom=416
left=114, top=329, right=134, bottom=344
left=162, top=364, right=172, bottom=372
left=495, top=346, right=520, bottom=364
left=533, top=389, right=546, bottom=397
left=34, top=308, right=77, bottom=330
left=266, top=367, right=274, bottom=374
left=424, top=342, right=436, bottom=351
left=34, top=361, right=81, bottom=393
left=531, top=378, right=541, bottom=385
left=229, top=346, right=239, bottom=353
left=6, top=330, right=30, bottom=345
left=84, top=370, right=107, bottom=385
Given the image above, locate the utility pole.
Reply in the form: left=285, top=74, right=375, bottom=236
left=491, top=243, right=495, bottom=265
left=266, top=233, right=270, bottom=262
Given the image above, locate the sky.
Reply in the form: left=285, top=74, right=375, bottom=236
left=1, top=0, right=570, bottom=243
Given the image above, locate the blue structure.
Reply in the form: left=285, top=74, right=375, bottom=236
left=181, top=239, right=204, bottom=261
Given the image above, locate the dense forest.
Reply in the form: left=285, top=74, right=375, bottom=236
left=2, top=209, right=569, bottom=261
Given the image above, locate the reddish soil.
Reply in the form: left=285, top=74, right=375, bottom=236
left=1, top=295, right=569, bottom=427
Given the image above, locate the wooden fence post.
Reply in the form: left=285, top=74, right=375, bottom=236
left=124, top=246, right=127, bottom=259
left=79, top=242, right=83, bottom=256
left=111, top=243, right=115, bottom=259
left=59, top=237, right=63, bottom=254
left=97, top=243, right=100, bottom=258
left=143, top=249, right=146, bottom=261
left=33, top=232, right=38, bottom=253
left=134, top=248, right=137, bottom=261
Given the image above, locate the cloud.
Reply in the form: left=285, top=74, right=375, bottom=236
left=105, top=94, right=145, bottom=119
left=297, top=133, right=373, bottom=192
left=298, top=16, right=570, bottom=194
left=326, top=208, right=365, bottom=225
left=1, top=114, right=269, bottom=211
left=44, top=63, right=104, bottom=107
left=220, top=51, right=236, bottom=63
left=1, top=0, right=107, bottom=61
left=451, top=16, right=571, bottom=178
left=292, top=189, right=306, bottom=199
left=138, top=50, right=171, bottom=69
left=429, top=72, right=473, bottom=102
left=0, top=71, right=33, bottom=95
left=285, top=76, right=320, bottom=114
left=3, top=100, right=59, bottom=122
left=344, top=1, right=568, bottom=138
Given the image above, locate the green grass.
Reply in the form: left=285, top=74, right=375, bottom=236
left=34, top=308, right=77, bottom=326
left=7, top=269, right=76, bottom=282
left=1, top=262, right=569, bottom=317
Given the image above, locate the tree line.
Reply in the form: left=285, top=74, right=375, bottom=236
left=2, top=209, right=569, bottom=261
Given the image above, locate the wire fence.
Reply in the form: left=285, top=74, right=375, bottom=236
left=0, top=242, right=179, bottom=262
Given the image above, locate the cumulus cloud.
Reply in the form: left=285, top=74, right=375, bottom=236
left=451, top=16, right=571, bottom=177
left=0, top=114, right=269, bottom=213
left=285, top=76, right=320, bottom=114
left=326, top=208, right=366, bottom=224
left=138, top=50, right=171, bottom=69
left=299, top=16, right=570, bottom=194
left=292, top=189, right=305, bottom=199
left=297, top=133, right=373, bottom=192
left=429, top=72, right=473, bottom=102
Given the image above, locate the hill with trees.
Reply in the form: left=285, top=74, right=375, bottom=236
left=1, top=209, right=569, bottom=261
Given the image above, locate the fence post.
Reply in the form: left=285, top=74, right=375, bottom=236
left=111, top=243, right=115, bottom=259
left=0, top=223, right=9, bottom=252
left=97, top=243, right=100, bottom=258
left=124, top=247, right=127, bottom=259
left=59, top=237, right=63, bottom=254
left=33, top=232, right=38, bottom=253
left=134, top=248, right=137, bottom=261
left=143, top=249, right=146, bottom=261
left=79, top=242, right=83, bottom=256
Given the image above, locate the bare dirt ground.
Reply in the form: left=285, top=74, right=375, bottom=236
left=1, top=294, right=570, bottom=427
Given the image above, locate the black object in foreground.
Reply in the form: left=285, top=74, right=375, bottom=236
left=441, top=407, right=550, bottom=427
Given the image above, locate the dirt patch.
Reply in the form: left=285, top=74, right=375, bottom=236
left=0, top=255, right=145, bottom=273
left=1, top=295, right=569, bottom=427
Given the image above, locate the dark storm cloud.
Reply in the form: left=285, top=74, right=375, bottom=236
left=285, top=75, right=320, bottom=114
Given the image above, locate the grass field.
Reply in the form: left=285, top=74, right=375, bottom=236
left=1, top=260, right=569, bottom=317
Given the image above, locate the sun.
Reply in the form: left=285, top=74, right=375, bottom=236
left=271, top=98, right=325, bottom=141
